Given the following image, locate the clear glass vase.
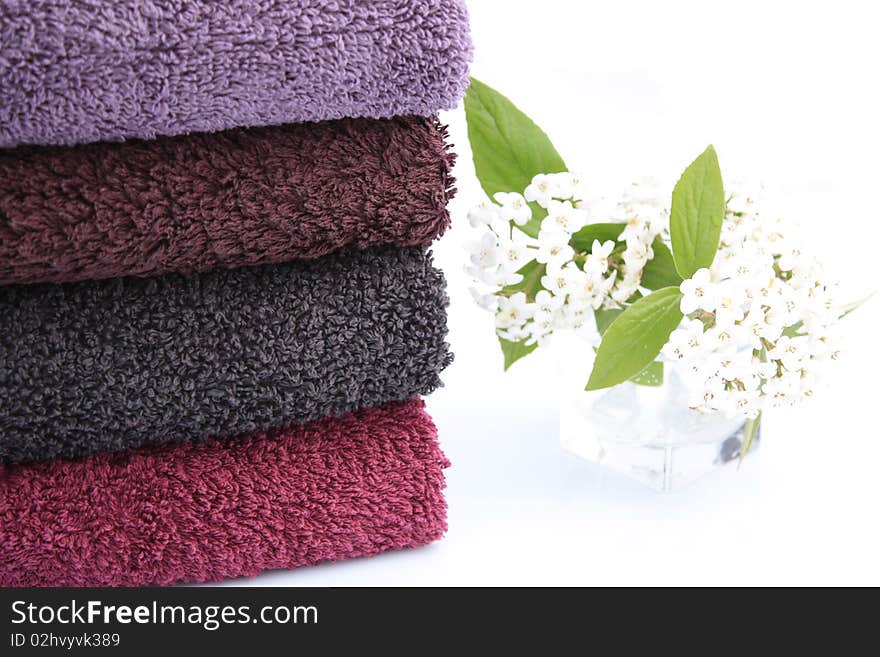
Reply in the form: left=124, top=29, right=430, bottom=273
left=559, top=366, right=760, bottom=492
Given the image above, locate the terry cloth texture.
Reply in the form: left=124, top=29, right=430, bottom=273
left=0, top=400, right=449, bottom=587
left=0, top=247, right=452, bottom=464
left=0, top=0, right=473, bottom=148
left=0, top=116, right=455, bottom=286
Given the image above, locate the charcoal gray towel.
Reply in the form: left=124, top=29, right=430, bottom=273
left=0, top=247, right=451, bottom=464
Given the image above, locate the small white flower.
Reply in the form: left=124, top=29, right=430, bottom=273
left=789, top=257, right=823, bottom=290
left=468, top=232, right=499, bottom=269
left=663, top=318, right=709, bottom=362
left=469, top=287, right=497, bottom=311
left=752, top=357, right=778, bottom=382
left=714, top=242, right=772, bottom=281
left=544, top=200, right=589, bottom=234
left=769, top=285, right=805, bottom=324
left=680, top=268, right=718, bottom=314
left=550, top=172, right=587, bottom=201
left=767, top=335, right=810, bottom=371
left=610, top=262, right=642, bottom=302
left=797, top=371, right=821, bottom=400
left=704, top=323, right=747, bottom=352
left=621, top=240, right=653, bottom=270
left=524, top=174, right=559, bottom=208
left=802, top=289, right=836, bottom=332
left=711, top=246, right=738, bottom=278
left=777, top=246, right=803, bottom=272
left=610, top=281, right=639, bottom=305
left=619, top=213, right=653, bottom=243
left=749, top=273, right=783, bottom=308
left=713, top=280, right=747, bottom=328
left=722, top=389, right=762, bottom=419
left=726, top=183, right=765, bottom=215
left=622, top=178, right=667, bottom=209
left=492, top=267, right=527, bottom=288
left=497, top=325, right=530, bottom=342
left=578, top=195, right=616, bottom=222
left=495, top=292, right=533, bottom=330
left=534, top=289, right=565, bottom=314
left=571, top=269, right=617, bottom=310
left=688, top=374, right=726, bottom=412
left=807, top=333, right=841, bottom=363
left=493, top=192, right=532, bottom=226
left=467, top=201, right=501, bottom=228
left=762, top=373, right=800, bottom=408
left=560, top=301, right=593, bottom=330
left=525, top=319, right=554, bottom=346
left=496, top=237, right=529, bottom=272
left=535, top=240, right=574, bottom=267
left=717, top=349, right=759, bottom=384
left=583, top=239, right=615, bottom=275
left=536, top=221, right=571, bottom=245
left=739, top=308, right=768, bottom=349
left=592, top=239, right=616, bottom=260
left=465, top=263, right=499, bottom=288
left=599, top=269, right=620, bottom=293
left=541, top=262, right=582, bottom=297
left=760, top=307, right=789, bottom=343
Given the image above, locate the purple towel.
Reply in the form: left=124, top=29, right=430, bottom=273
left=0, top=116, right=454, bottom=285
left=0, top=0, right=473, bottom=147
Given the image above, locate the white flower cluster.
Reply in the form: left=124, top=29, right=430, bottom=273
left=466, top=173, right=665, bottom=346
left=662, top=184, right=841, bottom=418
left=608, top=179, right=670, bottom=304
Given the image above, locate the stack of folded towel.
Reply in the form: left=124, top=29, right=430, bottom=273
left=0, top=0, right=471, bottom=587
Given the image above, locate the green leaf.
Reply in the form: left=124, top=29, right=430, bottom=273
left=569, top=223, right=625, bottom=253
left=586, top=287, right=684, bottom=391
left=594, top=291, right=643, bottom=336
left=782, top=321, right=805, bottom=338
left=500, top=260, right=546, bottom=302
left=594, top=307, right=623, bottom=335
left=589, top=345, right=662, bottom=386
left=464, top=78, right=567, bottom=238
left=630, top=360, right=664, bottom=386
left=670, top=145, right=725, bottom=278
left=739, top=413, right=762, bottom=465
left=839, top=292, right=875, bottom=318
left=594, top=291, right=644, bottom=337
left=499, top=337, right=538, bottom=371
left=641, top=238, right=683, bottom=290
left=464, top=78, right=567, bottom=198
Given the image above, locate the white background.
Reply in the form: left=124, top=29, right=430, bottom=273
left=233, top=0, right=880, bottom=586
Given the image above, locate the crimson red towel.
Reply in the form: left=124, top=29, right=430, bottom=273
left=0, top=400, right=448, bottom=587
left=0, top=116, right=454, bottom=286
